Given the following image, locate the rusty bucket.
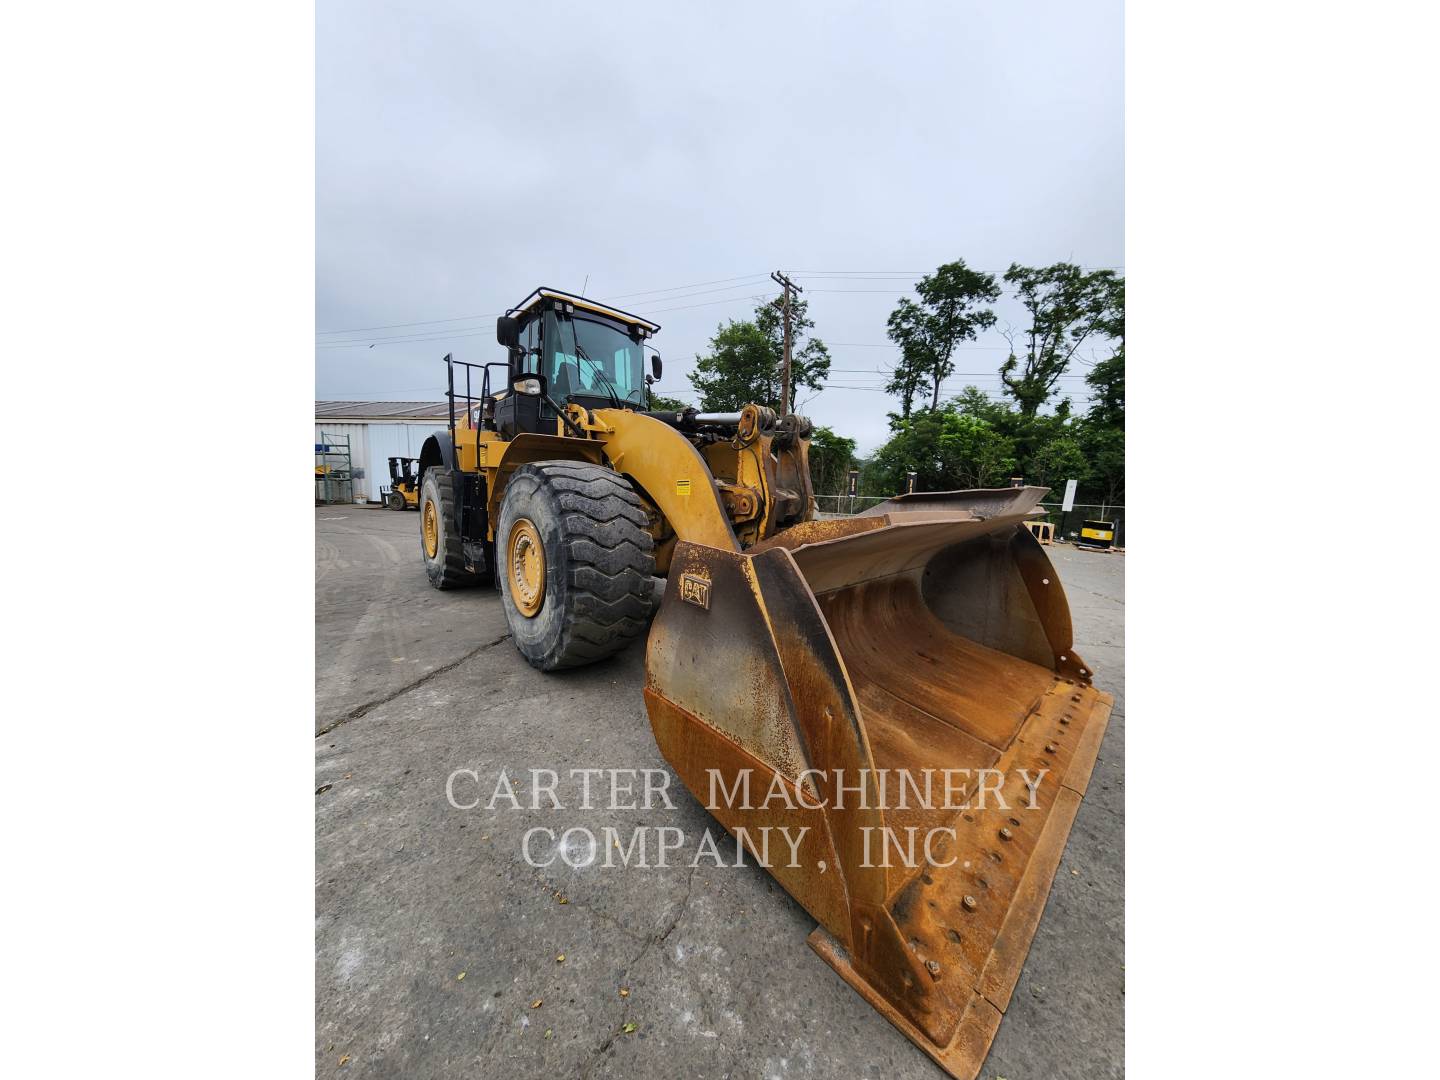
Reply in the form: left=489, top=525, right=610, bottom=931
left=643, top=487, right=1113, bottom=1080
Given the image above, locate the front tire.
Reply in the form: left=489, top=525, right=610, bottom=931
left=496, top=462, right=656, bottom=670
left=386, top=491, right=405, bottom=511
left=419, top=467, right=482, bottom=589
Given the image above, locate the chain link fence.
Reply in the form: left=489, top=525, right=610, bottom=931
left=813, top=494, right=1125, bottom=548
left=1034, top=503, right=1126, bottom=548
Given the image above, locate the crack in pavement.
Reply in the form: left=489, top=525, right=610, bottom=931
left=1067, top=582, right=1125, bottom=607
left=579, top=861, right=701, bottom=1078
left=508, top=859, right=651, bottom=947
left=315, top=633, right=511, bottom=736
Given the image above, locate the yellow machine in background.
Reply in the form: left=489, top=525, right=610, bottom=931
left=382, top=457, right=419, bottom=511
left=413, top=287, right=1112, bottom=1080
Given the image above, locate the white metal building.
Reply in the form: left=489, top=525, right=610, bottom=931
left=315, top=401, right=453, bottom=503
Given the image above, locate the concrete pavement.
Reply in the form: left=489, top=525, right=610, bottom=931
left=316, top=505, right=1124, bottom=1078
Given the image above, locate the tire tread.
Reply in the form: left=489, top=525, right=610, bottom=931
left=422, top=467, right=483, bottom=589
left=501, top=461, right=656, bottom=669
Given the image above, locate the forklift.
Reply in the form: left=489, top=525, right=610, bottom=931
left=381, top=456, right=420, bottom=511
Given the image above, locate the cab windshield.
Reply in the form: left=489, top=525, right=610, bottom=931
left=544, top=311, right=646, bottom=407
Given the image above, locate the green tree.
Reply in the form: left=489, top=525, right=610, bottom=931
left=690, top=297, right=831, bottom=412
left=942, top=416, right=1018, bottom=489
left=952, top=385, right=1009, bottom=424
left=1084, top=349, right=1124, bottom=429
left=883, top=318, right=928, bottom=425
left=1025, top=435, right=1089, bottom=498
left=885, top=260, right=1001, bottom=417
left=1094, top=274, right=1125, bottom=350
left=1000, top=263, right=1124, bottom=416
left=870, top=407, right=1016, bottom=494
left=1075, top=340, right=1123, bottom=504
left=646, top=391, right=690, bottom=412
left=948, top=388, right=1097, bottom=495
left=1078, top=424, right=1124, bottom=505
left=808, top=425, right=857, bottom=495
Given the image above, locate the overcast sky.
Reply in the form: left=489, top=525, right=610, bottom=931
left=317, top=0, right=1122, bottom=453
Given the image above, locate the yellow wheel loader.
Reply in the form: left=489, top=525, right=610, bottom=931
left=382, top=457, right=419, bottom=511
left=416, top=287, right=1113, bottom=1080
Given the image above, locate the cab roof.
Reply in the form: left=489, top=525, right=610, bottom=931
left=506, top=287, right=661, bottom=335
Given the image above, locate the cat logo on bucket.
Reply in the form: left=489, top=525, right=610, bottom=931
left=679, top=573, right=710, bottom=610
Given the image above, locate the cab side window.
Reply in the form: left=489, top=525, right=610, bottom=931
left=518, top=319, right=539, bottom=374
left=542, top=308, right=580, bottom=398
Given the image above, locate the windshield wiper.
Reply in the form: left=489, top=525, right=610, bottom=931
left=573, top=342, right=624, bottom=409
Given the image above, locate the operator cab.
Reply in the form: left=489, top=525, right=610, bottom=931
left=491, top=288, right=662, bottom=439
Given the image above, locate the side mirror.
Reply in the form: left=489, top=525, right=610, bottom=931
left=496, top=315, right=520, bottom=348
left=650, top=354, right=663, bottom=381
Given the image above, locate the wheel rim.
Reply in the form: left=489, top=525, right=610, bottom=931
left=507, top=518, right=545, bottom=617
left=422, top=500, right=439, bottom=558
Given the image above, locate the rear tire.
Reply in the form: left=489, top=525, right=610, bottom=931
left=496, top=462, right=656, bottom=670
left=420, top=467, right=482, bottom=589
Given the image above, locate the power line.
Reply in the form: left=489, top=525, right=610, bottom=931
left=318, top=328, right=495, bottom=349
left=317, top=265, right=1124, bottom=336
left=639, top=292, right=775, bottom=316
left=827, top=342, right=1011, bottom=350
left=606, top=279, right=772, bottom=309
left=818, top=385, right=1095, bottom=394
left=789, top=265, right=1124, bottom=274
left=317, top=282, right=774, bottom=346
left=599, top=273, right=769, bottom=301
left=316, top=310, right=505, bottom=336
left=316, top=294, right=773, bottom=349
left=829, top=368, right=1091, bottom=377
left=317, top=324, right=1024, bottom=351
left=317, top=273, right=770, bottom=337
left=659, top=382, right=1095, bottom=396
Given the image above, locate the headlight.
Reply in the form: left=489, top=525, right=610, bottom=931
left=513, top=378, right=542, bottom=395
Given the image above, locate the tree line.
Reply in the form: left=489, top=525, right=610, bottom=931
left=669, top=258, right=1124, bottom=507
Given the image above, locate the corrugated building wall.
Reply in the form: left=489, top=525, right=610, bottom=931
left=315, top=403, right=452, bottom=503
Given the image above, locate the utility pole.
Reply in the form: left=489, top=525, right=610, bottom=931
left=770, top=270, right=802, bottom=415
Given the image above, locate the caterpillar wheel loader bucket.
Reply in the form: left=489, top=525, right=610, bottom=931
left=642, top=487, right=1113, bottom=1080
